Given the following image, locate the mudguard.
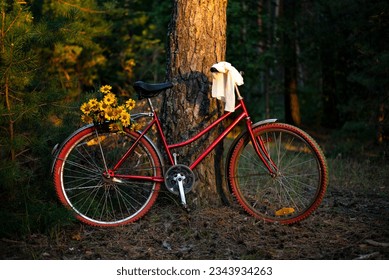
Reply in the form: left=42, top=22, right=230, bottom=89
left=51, top=124, right=165, bottom=174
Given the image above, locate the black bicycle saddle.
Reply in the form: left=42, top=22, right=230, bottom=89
left=133, top=81, right=173, bottom=100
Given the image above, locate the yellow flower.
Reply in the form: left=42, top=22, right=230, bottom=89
left=111, top=109, right=120, bottom=120
left=120, top=111, right=131, bottom=127
left=96, top=113, right=105, bottom=123
left=103, top=92, right=117, bottom=106
left=99, top=101, right=110, bottom=111
left=88, top=98, right=99, bottom=111
left=104, top=107, right=118, bottom=121
left=81, top=115, right=93, bottom=124
left=114, top=105, right=125, bottom=116
left=80, top=102, right=92, bottom=115
left=130, top=122, right=142, bottom=131
left=125, top=98, right=136, bottom=110
left=80, top=85, right=135, bottom=129
left=122, top=119, right=130, bottom=127
left=120, top=111, right=130, bottom=121
left=109, top=123, right=121, bottom=132
left=100, top=85, right=112, bottom=94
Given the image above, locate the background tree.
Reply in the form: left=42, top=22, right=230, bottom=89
left=161, top=0, right=228, bottom=206
left=280, top=0, right=301, bottom=126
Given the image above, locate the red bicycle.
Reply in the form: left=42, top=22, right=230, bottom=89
left=52, top=68, right=328, bottom=227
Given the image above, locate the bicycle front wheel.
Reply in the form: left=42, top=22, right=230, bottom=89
left=53, top=125, right=162, bottom=227
left=227, top=123, right=328, bottom=224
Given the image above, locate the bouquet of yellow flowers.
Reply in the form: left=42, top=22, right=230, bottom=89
left=80, top=85, right=137, bottom=132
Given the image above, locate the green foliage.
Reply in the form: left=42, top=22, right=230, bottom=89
left=0, top=0, right=171, bottom=238
left=95, top=0, right=170, bottom=89
left=0, top=1, right=81, bottom=238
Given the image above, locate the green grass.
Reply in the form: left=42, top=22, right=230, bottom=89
left=327, top=155, right=388, bottom=197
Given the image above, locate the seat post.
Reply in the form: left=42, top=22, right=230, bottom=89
left=147, top=98, right=155, bottom=113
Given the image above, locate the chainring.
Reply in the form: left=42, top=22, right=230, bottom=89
left=164, top=164, right=195, bottom=195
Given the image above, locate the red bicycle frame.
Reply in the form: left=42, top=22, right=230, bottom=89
left=111, top=97, right=277, bottom=182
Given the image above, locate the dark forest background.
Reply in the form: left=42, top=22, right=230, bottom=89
left=1, top=0, right=388, bottom=238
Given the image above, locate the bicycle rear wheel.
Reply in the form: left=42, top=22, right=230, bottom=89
left=227, top=123, right=328, bottom=224
left=53, top=125, right=162, bottom=227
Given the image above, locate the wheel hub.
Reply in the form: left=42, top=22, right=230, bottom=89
left=103, top=169, right=115, bottom=178
left=102, top=170, right=124, bottom=185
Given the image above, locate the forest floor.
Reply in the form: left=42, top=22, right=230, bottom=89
left=1, top=136, right=389, bottom=260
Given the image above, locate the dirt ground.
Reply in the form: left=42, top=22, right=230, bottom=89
left=1, top=167, right=388, bottom=260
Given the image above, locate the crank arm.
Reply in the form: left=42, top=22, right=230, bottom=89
left=177, top=179, right=187, bottom=207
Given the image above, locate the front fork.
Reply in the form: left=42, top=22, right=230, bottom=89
left=246, top=118, right=278, bottom=176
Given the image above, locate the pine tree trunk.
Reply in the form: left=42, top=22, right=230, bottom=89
left=162, top=0, right=228, bottom=206
left=4, top=76, right=15, bottom=161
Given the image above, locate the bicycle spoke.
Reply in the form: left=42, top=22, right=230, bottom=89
left=63, top=158, right=101, bottom=174
left=77, top=143, right=103, bottom=171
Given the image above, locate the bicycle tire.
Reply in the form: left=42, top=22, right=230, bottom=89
left=52, top=125, right=162, bottom=227
left=227, top=123, right=328, bottom=224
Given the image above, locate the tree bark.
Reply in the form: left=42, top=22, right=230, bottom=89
left=162, top=0, right=228, bottom=206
